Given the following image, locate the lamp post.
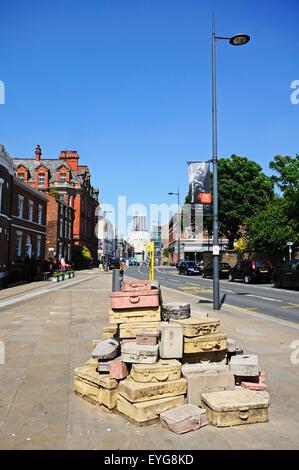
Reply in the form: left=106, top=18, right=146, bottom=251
left=212, top=22, right=250, bottom=310
left=168, top=189, right=181, bottom=263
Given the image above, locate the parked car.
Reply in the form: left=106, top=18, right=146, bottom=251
left=178, top=261, right=201, bottom=275
left=202, top=262, right=231, bottom=279
left=229, top=259, right=273, bottom=284
left=273, top=259, right=299, bottom=289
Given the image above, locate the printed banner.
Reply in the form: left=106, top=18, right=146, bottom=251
left=187, top=161, right=211, bottom=204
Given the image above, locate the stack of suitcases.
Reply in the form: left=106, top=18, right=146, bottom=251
left=74, top=277, right=270, bottom=432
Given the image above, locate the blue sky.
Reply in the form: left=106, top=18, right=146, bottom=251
left=0, top=0, right=298, bottom=228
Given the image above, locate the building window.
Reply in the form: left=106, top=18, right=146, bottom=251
left=68, top=195, right=73, bottom=207
left=38, top=205, right=43, bottom=225
left=68, top=222, right=72, bottom=239
left=65, top=221, right=68, bottom=239
left=38, top=173, right=45, bottom=187
left=18, top=173, right=25, bottom=181
left=16, top=232, right=23, bottom=257
left=59, top=242, right=63, bottom=261
left=28, top=200, right=33, bottom=221
left=60, top=218, right=63, bottom=238
left=68, top=243, right=71, bottom=260
left=0, top=178, right=3, bottom=214
left=17, top=195, right=24, bottom=218
left=36, top=236, right=42, bottom=258
left=60, top=173, right=67, bottom=182
left=60, top=204, right=64, bottom=216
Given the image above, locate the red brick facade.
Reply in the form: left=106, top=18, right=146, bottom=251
left=0, top=145, right=14, bottom=287
left=45, top=193, right=74, bottom=262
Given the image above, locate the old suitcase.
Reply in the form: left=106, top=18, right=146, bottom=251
left=182, top=362, right=229, bottom=376
left=183, top=333, right=227, bottom=354
left=184, top=370, right=235, bottom=406
left=109, top=357, right=129, bottom=380
left=182, top=350, right=227, bottom=364
left=97, top=356, right=123, bottom=373
left=136, top=331, right=159, bottom=345
left=102, top=326, right=118, bottom=340
left=229, top=355, right=259, bottom=377
left=91, top=338, right=120, bottom=360
left=121, top=342, right=159, bottom=364
left=74, top=364, right=118, bottom=409
left=119, top=321, right=161, bottom=339
left=119, top=376, right=187, bottom=403
left=131, top=359, right=182, bottom=383
left=170, top=317, right=220, bottom=337
left=159, top=322, right=183, bottom=359
left=121, top=280, right=152, bottom=291
left=117, top=394, right=185, bottom=425
left=160, top=404, right=208, bottom=434
left=161, top=303, right=191, bottom=321
left=201, top=389, right=269, bottom=427
left=110, top=290, right=160, bottom=310
left=109, top=308, right=161, bottom=324
left=241, top=377, right=268, bottom=392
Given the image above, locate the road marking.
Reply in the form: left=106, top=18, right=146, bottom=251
left=245, top=294, right=282, bottom=302
left=283, top=303, right=299, bottom=309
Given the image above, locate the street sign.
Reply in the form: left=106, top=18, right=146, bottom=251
left=213, top=246, right=220, bottom=256
left=287, top=242, right=294, bottom=246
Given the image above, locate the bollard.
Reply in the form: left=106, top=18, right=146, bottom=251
left=112, top=269, right=121, bottom=292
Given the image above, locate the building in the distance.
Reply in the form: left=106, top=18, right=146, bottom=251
left=127, top=215, right=151, bottom=262
left=13, top=146, right=99, bottom=261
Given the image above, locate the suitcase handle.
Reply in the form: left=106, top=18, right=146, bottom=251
left=239, top=407, right=249, bottom=420
left=190, top=418, right=200, bottom=430
left=202, top=341, right=221, bottom=351
left=130, top=296, right=140, bottom=304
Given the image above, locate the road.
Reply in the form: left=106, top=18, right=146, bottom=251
left=127, top=266, right=299, bottom=325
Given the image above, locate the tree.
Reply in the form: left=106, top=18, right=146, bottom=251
left=72, top=244, right=93, bottom=268
left=270, top=154, right=299, bottom=221
left=214, top=155, right=274, bottom=248
left=163, top=248, right=169, bottom=258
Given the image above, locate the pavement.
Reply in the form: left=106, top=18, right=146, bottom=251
left=0, top=268, right=299, bottom=450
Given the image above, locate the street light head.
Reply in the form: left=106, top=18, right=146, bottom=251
left=229, top=34, right=250, bottom=46
left=168, top=192, right=174, bottom=195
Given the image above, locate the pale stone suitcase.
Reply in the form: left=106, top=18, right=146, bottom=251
left=109, top=308, right=161, bottom=324
left=136, top=331, right=159, bottom=345
left=201, top=389, right=269, bottom=427
left=97, top=356, right=123, bottom=373
left=131, top=359, right=182, bottom=383
left=121, top=342, right=159, bottom=364
left=110, top=290, right=160, bottom=309
left=159, top=323, right=183, bottom=359
left=119, top=376, right=187, bottom=403
left=74, top=364, right=118, bottom=410
left=170, top=317, right=220, bottom=337
left=184, top=371, right=235, bottom=406
left=91, top=338, right=120, bottom=360
left=161, top=303, right=191, bottom=321
left=117, top=394, right=185, bottom=425
left=182, top=350, right=227, bottom=364
left=119, top=321, right=161, bottom=339
left=182, top=362, right=229, bottom=376
left=160, top=404, right=208, bottom=434
left=229, top=355, right=259, bottom=377
left=184, top=333, right=227, bottom=354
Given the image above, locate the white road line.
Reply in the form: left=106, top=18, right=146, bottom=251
left=246, top=294, right=282, bottom=302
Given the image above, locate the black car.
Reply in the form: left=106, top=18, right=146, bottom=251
left=178, top=261, right=201, bottom=275
left=229, top=259, right=272, bottom=284
left=202, top=262, right=231, bottom=279
left=273, top=259, right=299, bottom=289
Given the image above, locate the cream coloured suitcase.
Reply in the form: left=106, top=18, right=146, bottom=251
left=119, top=321, right=161, bottom=339
left=170, top=317, right=220, bottom=337
left=201, top=389, right=269, bottom=427
left=74, top=364, right=118, bottom=409
left=160, top=404, right=208, bottom=434
left=182, top=350, right=227, bottom=364
left=121, top=342, right=158, bottom=364
left=119, top=376, right=187, bottom=403
left=184, top=333, right=227, bottom=354
left=117, top=394, right=185, bottom=425
left=109, top=308, right=161, bottom=324
left=131, top=359, right=182, bottom=383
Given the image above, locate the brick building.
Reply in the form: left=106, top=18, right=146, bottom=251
left=13, top=146, right=99, bottom=261
left=10, top=177, right=47, bottom=265
left=0, top=145, right=14, bottom=287
left=46, top=193, right=74, bottom=262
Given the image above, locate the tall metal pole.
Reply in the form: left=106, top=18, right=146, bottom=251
left=212, top=20, right=220, bottom=310
left=177, top=188, right=181, bottom=263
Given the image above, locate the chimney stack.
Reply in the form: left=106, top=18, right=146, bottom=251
left=35, top=145, right=42, bottom=162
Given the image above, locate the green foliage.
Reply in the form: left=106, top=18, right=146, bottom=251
left=72, top=244, right=93, bottom=267
left=163, top=248, right=169, bottom=258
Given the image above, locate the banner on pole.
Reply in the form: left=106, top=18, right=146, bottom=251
left=187, top=161, right=211, bottom=205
